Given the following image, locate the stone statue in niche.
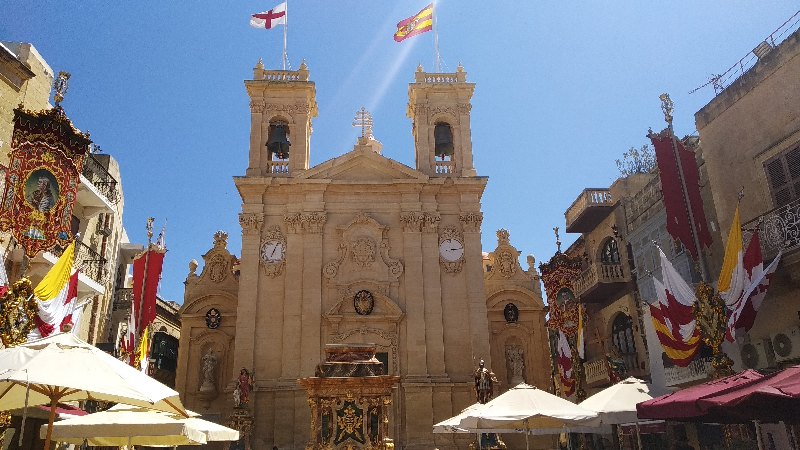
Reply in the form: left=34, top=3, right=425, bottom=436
left=506, top=345, right=525, bottom=385
left=199, top=351, right=218, bottom=393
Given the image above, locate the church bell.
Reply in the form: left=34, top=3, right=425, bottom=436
left=267, top=123, right=291, bottom=159
left=434, top=123, right=454, bottom=159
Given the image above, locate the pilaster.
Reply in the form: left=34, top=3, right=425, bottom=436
left=235, top=212, right=264, bottom=377
left=300, top=211, right=326, bottom=376
left=460, top=211, right=491, bottom=367
left=400, top=211, right=428, bottom=377
left=282, top=212, right=304, bottom=379
left=420, top=212, right=447, bottom=379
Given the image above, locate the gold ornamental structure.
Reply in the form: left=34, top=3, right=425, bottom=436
left=299, top=344, right=399, bottom=450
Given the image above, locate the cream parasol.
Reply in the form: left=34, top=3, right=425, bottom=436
left=0, top=333, right=188, bottom=450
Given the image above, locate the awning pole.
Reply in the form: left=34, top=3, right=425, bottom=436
left=635, top=422, right=643, bottom=450
left=754, top=420, right=764, bottom=450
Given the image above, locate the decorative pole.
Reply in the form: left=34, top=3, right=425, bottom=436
left=282, top=0, right=288, bottom=70
left=433, top=0, right=441, bottom=73
left=134, top=217, right=154, bottom=367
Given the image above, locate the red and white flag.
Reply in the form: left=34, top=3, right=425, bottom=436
left=29, top=271, right=79, bottom=340
left=250, top=2, right=287, bottom=29
left=556, top=329, right=575, bottom=396
left=725, top=231, right=782, bottom=341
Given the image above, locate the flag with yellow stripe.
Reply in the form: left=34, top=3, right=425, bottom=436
left=34, top=242, right=75, bottom=302
left=394, top=4, right=433, bottom=42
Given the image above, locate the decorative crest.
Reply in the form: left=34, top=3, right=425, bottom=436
left=53, top=71, right=71, bottom=106
left=214, top=230, right=229, bottom=248
left=496, top=229, right=510, bottom=245
left=352, top=107, right=374, bottom=139
left=659, top=93, right=674, bottom=125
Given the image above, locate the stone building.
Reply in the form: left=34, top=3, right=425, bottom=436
left=175, top=63, right=551, bottom=449
left=695, top=26, right=800, bottom=372
left=0, top=41, right=132, bottom=347
left=550, top=175, right=652, bottom=399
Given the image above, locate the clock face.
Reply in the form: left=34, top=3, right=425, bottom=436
left=260, top=240, right=285, bottom=263
left=439, top=238, right=464, bottom=262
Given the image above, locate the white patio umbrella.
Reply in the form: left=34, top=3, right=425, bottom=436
left=578, top=377, right=661, bottom=425
left=0, top=333, right=188, bottom=450
left=434, top=403, right=486, bottom=433
left=41, top=404, right=240, bottom=447
left=457, top=384, right=599, bottom=450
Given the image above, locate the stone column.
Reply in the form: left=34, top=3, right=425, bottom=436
left=235, top=212, right=264, bottom=379
left=400, top=211, right=428, bottom=377
left=460, top=211, right=491, bottom=366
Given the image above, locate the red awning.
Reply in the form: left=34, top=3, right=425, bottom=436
left=37, top=404, right=88, bottom=418
left=636, top=369, right=764, bottom=423
left=697, top=365, right=800, bottom=424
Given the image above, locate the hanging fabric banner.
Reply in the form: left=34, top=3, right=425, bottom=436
left=0, top=107, right=90, bottom=257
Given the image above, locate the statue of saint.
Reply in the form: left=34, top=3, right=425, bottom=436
left=506, top=346, right=525, bottom=385
left=199, top=351, right=217, bottom=393
left=474, top=359, right=498, bottom=404
left=235, top=368, right=255, bottom=407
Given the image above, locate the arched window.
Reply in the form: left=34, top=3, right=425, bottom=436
left=600, top=239, right=620, bottom=264
left=434, top=122, right=454, bottom=161
left=611, top=313, right=637, bottom=373
left=266, top=119, right=290, bottom=160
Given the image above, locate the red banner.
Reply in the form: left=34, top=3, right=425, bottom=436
left=0, top=108, right=89, bottom=257
left=650, top=131, right=713, bottom=261
left=131, top=247, right=166, bottom=334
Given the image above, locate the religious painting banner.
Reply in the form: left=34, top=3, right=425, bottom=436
left=0, top=108, right=90, bottom=257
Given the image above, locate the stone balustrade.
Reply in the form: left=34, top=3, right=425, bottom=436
left=664, top=357, right=712, bottom=387
left=565, top=188, right=613, bottom=230
left=584, top=357, right=611, bottom=387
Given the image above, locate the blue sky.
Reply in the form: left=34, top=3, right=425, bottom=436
left=2, top=1, right=798, bottom=303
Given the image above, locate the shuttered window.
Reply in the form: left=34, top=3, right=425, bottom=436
left=764, top=146, right=800, bottom=207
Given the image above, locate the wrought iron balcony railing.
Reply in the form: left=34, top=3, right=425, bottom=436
left=743, top=196, right=800, bottom=260
left=53, top=240, right=108, bottom=285
left=113, top=287, right=132, bottom=311
left=82, top=153, right=119, bottom=204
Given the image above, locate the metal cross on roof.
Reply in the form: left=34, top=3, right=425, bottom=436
left=352, top=107, right=374, bottom=139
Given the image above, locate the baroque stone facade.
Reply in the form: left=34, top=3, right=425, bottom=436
left=176, top=64, right=551, bottom=450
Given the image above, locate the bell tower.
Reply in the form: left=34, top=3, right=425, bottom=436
left=245, top=60, right=318, bottom=177
left=407, top=64, right=477, bottom=177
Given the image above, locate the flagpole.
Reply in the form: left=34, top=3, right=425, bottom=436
left=660, top=93, right=710, bottom=282
left=283, top=0, right=288, bottom=70
left=433, top=0, right=441, bottom=72
left=135, top=217, right=154, bottom=364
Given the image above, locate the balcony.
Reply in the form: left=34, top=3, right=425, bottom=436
left=664, top=356, right=712, bottom=387
left=584, top=357, right=611, bottom=387
left=30, top=241, right=107, bottom=297
left=112, top=287, right=132, bottom=311
left=743, top=196, right=800, bottom=260
left=573, top=262, right=628, bottom=303
left=78, top=154, right=118, bottom=218
left=565, top=189, right=614, bottom=233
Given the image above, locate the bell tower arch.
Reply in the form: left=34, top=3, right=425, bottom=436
left=245, top=60, right=318, bottom=177
left=407, top=64, right=477, bottom=177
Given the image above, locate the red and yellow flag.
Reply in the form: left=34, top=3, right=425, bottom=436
left=394, top=4, right=433, bottom=42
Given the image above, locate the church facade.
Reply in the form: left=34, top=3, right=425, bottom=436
left=175, top=63, right=551, bottom=449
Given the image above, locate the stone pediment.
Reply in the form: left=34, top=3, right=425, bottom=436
left=485, top=229, right=534, bottom=283
left=296, top=146, right=428, bottom=182
left=324, top=286, right=404, bottom=324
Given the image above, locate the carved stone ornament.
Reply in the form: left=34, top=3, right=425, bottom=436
left=399, top=212, right=424, bottom=232
left=459, top=211, right=483, bottom=232
left=238, top=213, right=264, bottom=235
left=259, top=225, right=286, bottom=277
left=284, top=212, right=326, bottom=234
left=439, top=225, right=465, bottom=274
left=323, top=213, right=403, bottom=285
left=421, top=212, right=440, bottom=233
left=206, top=307, right=222, bottom=329
left=353, top=290, right=375, bottom=315
left=496, top=251, right=517, bottom=278
left=351, top=238, right=376, bottom=268
left=207, top=254, right=230, bottom=283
